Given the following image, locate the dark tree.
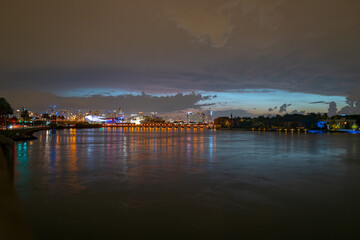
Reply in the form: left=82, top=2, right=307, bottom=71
left=0, top=97, right=13, bottom=129
left=214, top=117, right=231, bottom=128
left=41, top=113, right=51, bottom=120
left=21, top=109, right=30, bottom=119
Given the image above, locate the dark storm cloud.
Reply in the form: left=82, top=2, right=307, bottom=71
left=0, top=67, right=238, bottom=93
left=229, top=89, right=274, bottom=93
left=0, top=0, right=360, bottom=100
left=0, top=91, right=214, bottom=114
left=0, top=67, right=163, bottom=93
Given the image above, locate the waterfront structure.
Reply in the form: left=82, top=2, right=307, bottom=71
left=130, top=115, right=144, bottom=125
left=326, top=118, right=358, bottom=131
left=85, top=115, right=106, bottom=123
left=187, top=111, right=212, bottom=124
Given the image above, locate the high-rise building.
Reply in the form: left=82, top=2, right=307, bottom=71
left=49, top=105, right=56, bottom=115
left=187, top=112, right=193, bottom=123
left=150, top=112, right=157, bottom=118
left=205, top=110, right=213, bottom=123
left=196, top=112, right=201, bottom=123
left=201, top=111, right=206, bottom=123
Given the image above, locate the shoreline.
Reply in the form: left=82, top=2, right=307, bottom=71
left=1, top=125, right=359, bottom=141
left=0, top=128, right=48, bottom=141
left=216, top=127, right=360, bottom=134
left=0, top=123, right=102, bottom=141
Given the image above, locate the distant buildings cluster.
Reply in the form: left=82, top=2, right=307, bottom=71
left=6, top=105, right=214, bottom=128
left=186, top=111, right=213, bottom=124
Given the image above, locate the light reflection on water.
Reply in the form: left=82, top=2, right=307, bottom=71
left=14, top=129, right=360, bottom=239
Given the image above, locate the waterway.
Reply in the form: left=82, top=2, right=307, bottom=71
left=14, top=128, right=360, bottom=239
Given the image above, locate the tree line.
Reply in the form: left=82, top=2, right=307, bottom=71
left=214, top=113, right=360, bottom=130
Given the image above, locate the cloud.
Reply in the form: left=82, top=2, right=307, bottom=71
left=279, top=103, right=291, bottom=113
left=328, top=101, right=338, bottom=116
left=229, top=89, right=274, bottom=93
left=309, top=101, right=330, bottom=104
left=338, top=106, right=351, bottom=115
left=290, top=110, right=305, bottom=115
left=1, top=0, right=360, bottom=100
left=268, top=105, right=278, bottom=112
left=162, top=0, right=285, bottom=48
left=338, top=87, right=360, bottom=115
left=163, top=1, right=239, bottom=48
left=0, top=91, right=215, bottom=114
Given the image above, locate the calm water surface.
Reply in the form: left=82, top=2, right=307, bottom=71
left=15, top=128, right=360, bottom=239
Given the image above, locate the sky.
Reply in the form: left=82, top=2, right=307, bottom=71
left=1, top=0, right=360, bottom=118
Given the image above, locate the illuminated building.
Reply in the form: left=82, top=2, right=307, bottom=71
left=186, top=112, right=193, bottom=123
left=130, top=116, right=144, bottom=125
left=85, top=115, right=106, bottom=123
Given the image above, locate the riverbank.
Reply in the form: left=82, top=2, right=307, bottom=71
left=0, top=135, right=31, bottom=239
left=0, top=127, right=47, bottom=141
left=0, top=123, right=102, bottom=141
left=217, top=127, right=360, bottom=134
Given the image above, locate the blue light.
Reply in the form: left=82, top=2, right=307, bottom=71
left=308, top=130, right=325, bottom=134
left=317, top=121, right=326, bottom=128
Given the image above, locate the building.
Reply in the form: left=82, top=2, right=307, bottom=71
left=327, top=118, right=358, bottom=131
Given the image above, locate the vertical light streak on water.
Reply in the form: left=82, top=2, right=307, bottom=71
left=15, top=142, right=30, bottom=193
left=209, top=134, right=214, bottom=161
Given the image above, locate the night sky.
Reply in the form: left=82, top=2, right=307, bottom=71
left=1, top=0, right=360, bottom=117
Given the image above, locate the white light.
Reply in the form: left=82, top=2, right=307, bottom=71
left=85, top=115, right=106, bottom=122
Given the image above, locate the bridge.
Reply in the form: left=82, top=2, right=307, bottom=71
left=101, top=123, right=214, bottom=129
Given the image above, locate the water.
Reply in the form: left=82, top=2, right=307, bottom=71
left=14, top=128, right=360, bottom=239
